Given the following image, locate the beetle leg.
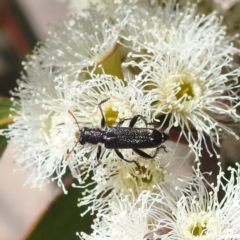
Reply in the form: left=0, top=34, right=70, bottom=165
left=129, top=114, right=148, bottom=128
left=96, top=145, right=102, bottom=164
left=98, top=98, right=110, bottom=129
left=119, top=115, right=153, bottom=128
left=160, top=145, right=168, bottom=153
left=116, top=118, right=132, bottom=127
left=114, top=149, right=141, bottom=170
left=133, top=146, right=164, bottom=159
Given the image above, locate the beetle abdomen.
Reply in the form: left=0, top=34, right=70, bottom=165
left=104, top=127, right=166, bottom=149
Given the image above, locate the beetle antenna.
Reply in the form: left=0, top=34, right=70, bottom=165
left=68, top=110, right=81, bottom=132
left=66, top=110, right=81, bottom=159
left=66, top=141, right=79, bottom=159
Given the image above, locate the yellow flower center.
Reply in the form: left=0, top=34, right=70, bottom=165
left=102, top=101, right=119, bottom=126
left=118, top=159, right=165, bottom=196
left=175, top=80, right=195, bottom=102
left=162, top=72, right=203, bottom=112
left=190, top=221, right=207, bottom=236
left=182, top=210, right=218, bottom=240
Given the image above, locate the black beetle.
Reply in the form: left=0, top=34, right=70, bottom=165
left=67, top=98, right=169, bottom=169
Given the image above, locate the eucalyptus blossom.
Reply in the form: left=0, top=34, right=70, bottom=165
left=122, top=2, right=240, bottom=159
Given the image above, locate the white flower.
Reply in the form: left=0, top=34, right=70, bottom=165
left=65, top=74, right=173, bottom=216
left=59, top=73, right=154, bottom=185
left=121, top=2, right=240, bottom=158
left=133, top=46, right=240, bottom=158
left=32, top=5, right=132, bottom=79
left=0, top=65, right=75, bottom=191
left=145, top=164, right=240, bottom=239
left=77, top=153, right=174, bottom=214
left=1, top=71, right=149, bottom=190
left=77, top=190, right=172, bottom=240
left=1, top=65, right=82, bottom=191
left=123, top=2, right=235, bottom=56
left=78, top=192, right=152, bottom=240
left=79, top=163, right=240, bottom=239
left=77, top=172, right=201, bottom=240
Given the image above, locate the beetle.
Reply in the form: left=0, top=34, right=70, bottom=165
left=67, top=98, right=169, bottom=170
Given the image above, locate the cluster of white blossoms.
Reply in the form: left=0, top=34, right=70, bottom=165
left=79, top=164, right=240, bottom=239
left=1, top=0, right=240, bottom=239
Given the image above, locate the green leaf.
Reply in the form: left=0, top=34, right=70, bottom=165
left=25, top=182, right=94, bottom=240
left=0, top=97, right=13, bottom=158
left=0, top=134, right=8, bottom=159
left=0, top=97, right=13, bottom=127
